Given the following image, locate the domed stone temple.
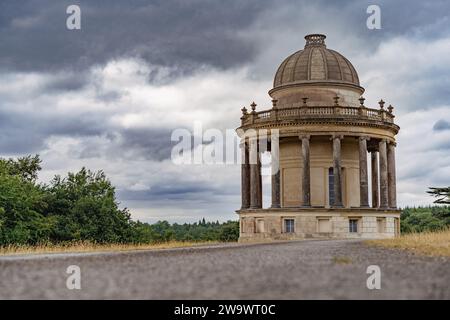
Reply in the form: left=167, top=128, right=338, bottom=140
left=236, top=34, right=400, bottom=242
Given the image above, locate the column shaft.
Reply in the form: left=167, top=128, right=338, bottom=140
left=301, top=135, right=311, bottom=207
left=271, top=133, right=281, bottom=208
left=359, top=137, right=369, bottom=207
left=371, top=151, right=379, bottom=208
left=388, top=142, right=397, bottom=208
left=257, top=150, right=262, bottom=208
left=240, top=141, right=250, bottom=209
left=379, top=140, right=389, bottom=208
left=249, top=138, right=261, bottom=209
left=332, top=135, right=343, bottom=207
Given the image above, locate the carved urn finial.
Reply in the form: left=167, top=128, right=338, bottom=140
left=272, top=99, right=278, bottom=109
left=378, top=99, right=385, bottom=109
left=241, top=106, right=248, bottom=115
left=250, top=101, right=257, bottom=113
left=388, top=104, right=394, bottom=114
left=333, top=95, right=340, bottom=106
left=302, top=97, right=308, bottom=107
left=359, top=96, right=366, bottom=107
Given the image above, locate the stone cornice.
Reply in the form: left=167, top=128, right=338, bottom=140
left=238, top=117, right=400, bottom=135
left=269, top=81, right=365, bottom=97
left=236, top=207, right=401, bottom=214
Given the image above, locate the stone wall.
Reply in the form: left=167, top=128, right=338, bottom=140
left=269, top=84, right=363, bottom=108
left=238, top=209, right=400, bottom=242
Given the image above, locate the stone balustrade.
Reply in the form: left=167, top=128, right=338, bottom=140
left=240, top=102, right=396, bottom=127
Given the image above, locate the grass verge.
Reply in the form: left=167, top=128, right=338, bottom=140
left=0, top=241, right=223, bottom=256
left=366, top=229, right=450, bottom=257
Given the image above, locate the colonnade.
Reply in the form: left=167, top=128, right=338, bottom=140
left=240, top=135, right=397, bottom=210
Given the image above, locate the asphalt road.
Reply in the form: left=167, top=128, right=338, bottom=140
left=0, top=239, right=449, bottom=299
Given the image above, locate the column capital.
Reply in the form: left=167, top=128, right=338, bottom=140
left=299, top=134, right=310, bottom=140
left=388, top=140, right=397, bottom=147
left=270, top=132, right=280, bottom=142
left=359, top=136, right=370, bottom=141
left=330, top=134, right=344, bottom=141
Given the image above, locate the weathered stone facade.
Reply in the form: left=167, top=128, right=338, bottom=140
left=236, top=34, right=400, bottom=242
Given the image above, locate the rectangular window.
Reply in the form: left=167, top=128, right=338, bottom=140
left=284, top=219, right=295, bottom=233
left=394, top=218, right=400, bottom=236
left=349, top=219, right=359, bottom=233
left=377, top=218, right=386, bottom=233
left=328, top=167, right=334, bottom=206
left=318, top=219, right=332, bottom=233
left=256, top=219, right=265, bottom=233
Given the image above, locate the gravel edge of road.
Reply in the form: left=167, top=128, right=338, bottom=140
left=0, top=239, right=310, bottom=261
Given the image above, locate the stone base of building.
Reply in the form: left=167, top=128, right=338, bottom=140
left=237, top=207, right=401, bottom=243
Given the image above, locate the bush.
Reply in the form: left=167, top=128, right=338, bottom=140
left=218, top=221, right=240, bottom=242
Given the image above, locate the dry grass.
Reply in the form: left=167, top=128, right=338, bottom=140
left=0, top=241, right=222, bottom=256
left=332, top=256, right=352, bottom=264
left=366, top=229, right=450, bottom=257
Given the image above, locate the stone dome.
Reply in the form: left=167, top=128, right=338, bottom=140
left=273, top=34, right=360, bottom=88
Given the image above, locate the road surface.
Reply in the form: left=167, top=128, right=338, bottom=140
left=0, top=239, right=449, bottom=299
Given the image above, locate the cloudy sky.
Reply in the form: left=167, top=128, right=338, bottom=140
left=0, top=0, right=449, bottom=223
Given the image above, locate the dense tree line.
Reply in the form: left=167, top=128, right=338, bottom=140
left=0, top=155, right=238, bottom=245
left=401, top=206, right=450, bottom=233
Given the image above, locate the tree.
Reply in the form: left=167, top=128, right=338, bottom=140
left=0, top=159, right=50, bottom=244
left=46, top=168, right=133, bottom=243
left=2, top=155, right=42, bottom=182
left=427, top=187, right=450, bottom=204
left=218, top=221, right=239, bottom=242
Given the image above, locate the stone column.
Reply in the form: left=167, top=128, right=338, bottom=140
left=240, top=140, right=250, bottom=209
left=271, top=133, right=281, bottom=208
left=379, top=139, right=389, bottom=208
left=388, top=142, right=397, bottom=209
left=359, top=137, right=369, bottom=207
left=257, top=146, right=262, bottom=208
left=249, top=137, right=261, bottom=209
left=371, top=151, right=379, bottom=208
left=332, top=135, right=343, bottom=207
left=300, top=135, right=311, bottom=207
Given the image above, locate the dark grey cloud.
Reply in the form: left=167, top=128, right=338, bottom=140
left=433, top=119, right=450, bottom=131
left=118, top=184, right=217, bottom=201
left=1, top=0, right=449, bottom=76
left=0, top=106, right=181, bottom=161
left=74, top=128, right=177, bottom=161
left=0, top=0, right=263, bottom=74
left=118, top=128, right=176, bottom=161
left=0, top=107, right=108, bottom=153
left=43, top=72, right=89, bottom=93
